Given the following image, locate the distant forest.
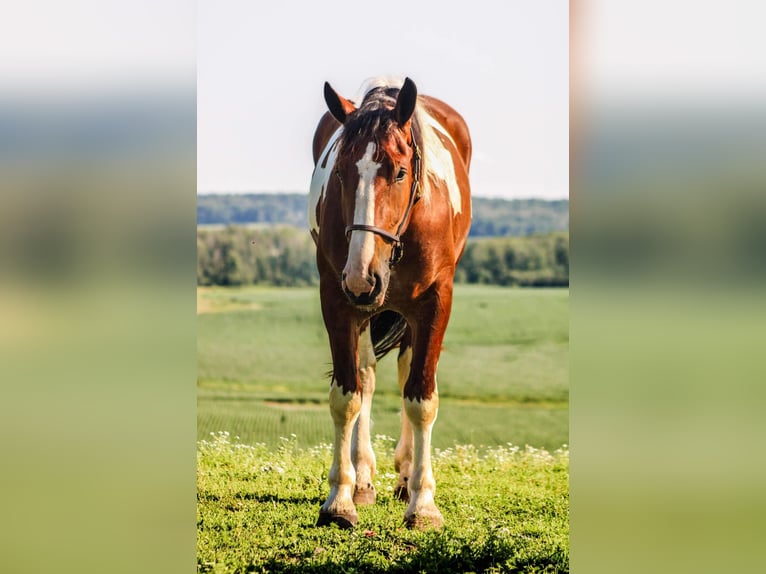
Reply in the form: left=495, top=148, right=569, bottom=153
left=197, top=226, right=568, bottom=288
left=197, top=193, right=569, bottom=288
left=198, top=193, right=569, bottom=237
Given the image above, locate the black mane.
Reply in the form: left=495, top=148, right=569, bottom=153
left=339, top=88, right=400, bottom=158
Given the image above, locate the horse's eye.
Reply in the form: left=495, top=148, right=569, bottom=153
left=395, top=168, right=407, bottom=182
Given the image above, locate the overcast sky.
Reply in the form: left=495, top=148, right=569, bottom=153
left=198, top=1, right=569, bottom=199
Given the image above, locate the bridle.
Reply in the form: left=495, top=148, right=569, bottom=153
left=339, top=127, right=422, bottom=266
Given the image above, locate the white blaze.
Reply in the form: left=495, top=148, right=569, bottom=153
left=309, top=127, right=343, bottom=234
left=343, top=142, right=380, bottom=295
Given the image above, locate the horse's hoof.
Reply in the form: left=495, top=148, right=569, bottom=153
left=317, top=510, right=357, bottom=529
left=353, top=487, right=376, bottom=505
left=404, top=509, right=444, bottom=530
left=393, top=484, right=409, bottom=502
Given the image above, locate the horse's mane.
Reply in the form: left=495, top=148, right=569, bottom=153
left=338, top=87, right=399, bottom=159
left=338, top=77, right=431, bottom=206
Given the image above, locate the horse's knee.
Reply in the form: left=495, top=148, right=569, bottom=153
left=403, top=394, right=439, bottom=428
left=329, top=383, right=361, bottom=425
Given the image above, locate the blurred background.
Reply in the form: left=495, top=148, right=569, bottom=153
left=0, top=2, right=196, bottom=573
left=2, top=1, right=765, bottom=573
left=572, top=1, right=766, bottom=572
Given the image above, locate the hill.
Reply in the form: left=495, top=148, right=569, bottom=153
left=198, top=193, right=568, bottom=237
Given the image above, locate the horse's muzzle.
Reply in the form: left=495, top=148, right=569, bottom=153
left=343, top=272, right=383, bottom=309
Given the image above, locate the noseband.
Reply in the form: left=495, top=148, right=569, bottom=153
left=340, top=127, right=422, bottom=267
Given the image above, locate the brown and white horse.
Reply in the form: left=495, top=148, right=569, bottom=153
left=309, top=77, right=471, bottom=529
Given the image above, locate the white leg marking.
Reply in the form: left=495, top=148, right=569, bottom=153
left=351, top=326, right=377, bottom=504
left=394, top=347, right=414, bottom=499
left=321, top=382, right=361, bottom=523
left=403, top=393, right=443, bottom=528
left=343, top=142, right=381, bottom=296
left=308, top=127, right=343, bottom=234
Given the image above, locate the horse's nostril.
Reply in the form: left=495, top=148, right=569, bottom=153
left=366, top=274, right=375, bottom=286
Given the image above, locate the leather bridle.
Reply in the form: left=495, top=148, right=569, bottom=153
left=340, top=127, right=422, bottom=267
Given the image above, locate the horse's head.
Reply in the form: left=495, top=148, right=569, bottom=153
left=324, top=77, right=419, bottom=311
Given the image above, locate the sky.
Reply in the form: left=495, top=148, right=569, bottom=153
left=2, top=2, right=763, bottom=199
left=580, top=0, right=766, bottom=105
left=198, top=1, right=569, bottom=199
left=0, top=1, right=194, bottom=93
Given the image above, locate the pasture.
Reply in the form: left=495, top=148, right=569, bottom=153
left=197, top=285, right=569, bottom=572
left=198, top=433, right=568, bottom=573
left=197, top=285, right=568, bottom=451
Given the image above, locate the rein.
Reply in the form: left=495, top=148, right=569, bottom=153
left=341, top=127, right=422, bottom=266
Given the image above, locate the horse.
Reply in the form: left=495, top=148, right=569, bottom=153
left=308, top=76, right=471, bottom=529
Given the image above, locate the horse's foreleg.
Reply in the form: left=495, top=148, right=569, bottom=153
left=318, top=305, right=361, bottom=528
left=351, top=324, right=377, bottom=505
left=394, top=331, right=414, bottom=501
left=402, top=289, right=451, bottom=529
left=319, top=385, right=361, bottom=528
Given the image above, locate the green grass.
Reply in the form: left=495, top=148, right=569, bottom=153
left=198, top=386, right=567, bottom=453
left=197, top=285, right=568, bottom=450
left=197, top=285, right=569, bottom=572
left=198, top=432, right=569, bottom=573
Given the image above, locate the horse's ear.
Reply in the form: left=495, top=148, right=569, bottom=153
left=394, top=77, right=418, bottom=126
left=324, top=82, right=356, bottom=125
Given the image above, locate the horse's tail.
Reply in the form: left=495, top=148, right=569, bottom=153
left=370, top=310, right=408, bottom=360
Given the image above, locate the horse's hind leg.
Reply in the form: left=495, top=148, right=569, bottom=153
left=394, top=328, right=414, bottom=501
left=351, top=324, right=377, bottom=505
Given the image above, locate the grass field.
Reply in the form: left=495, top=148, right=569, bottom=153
left=197, top=285, right=569, bottom=573
left=198, top=432, right=569, bottom=573
left=198, top=285, right=568, bottom=451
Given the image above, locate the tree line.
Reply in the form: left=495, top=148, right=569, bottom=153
left=198, top=193, right=569, bottom=238
left=198, top=225, right=568, bottom=287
